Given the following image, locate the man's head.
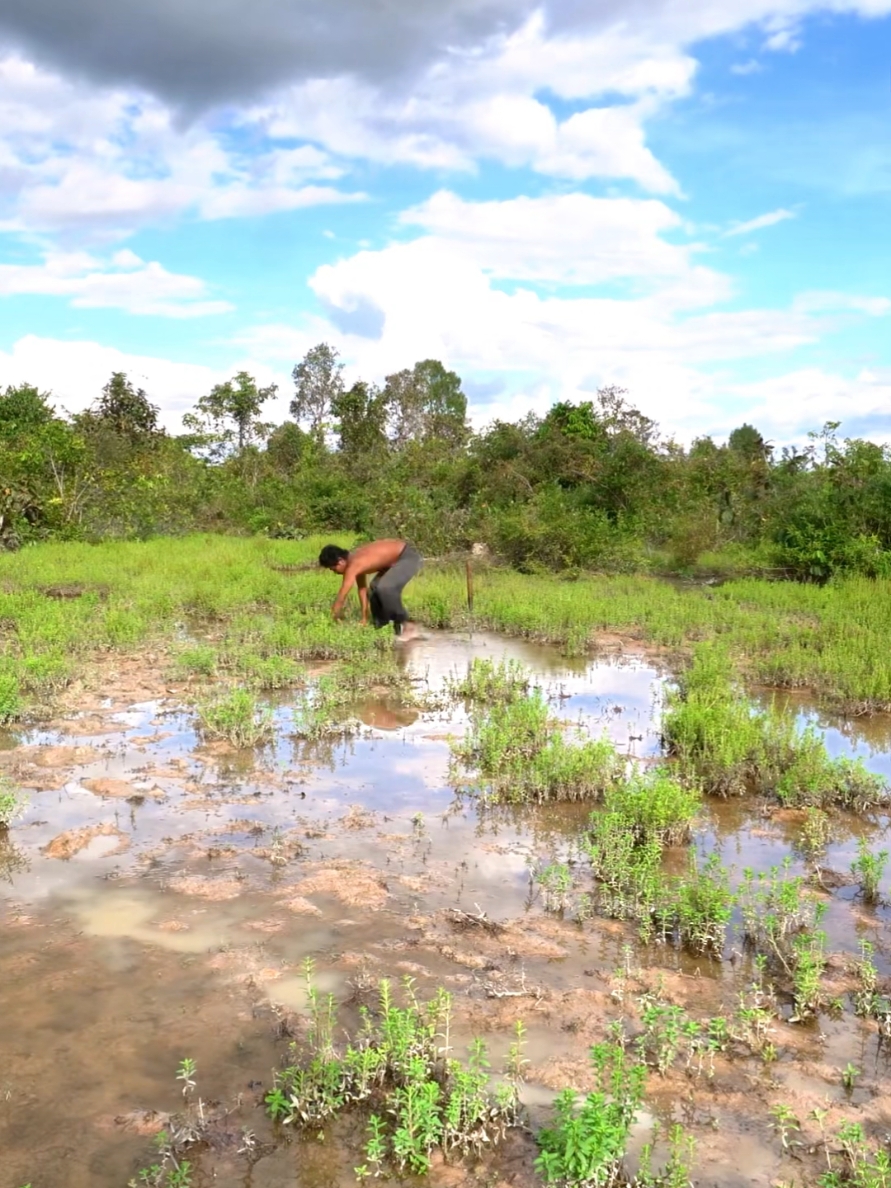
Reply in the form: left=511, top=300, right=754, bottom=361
left=319, top=544, right=349, bottom=574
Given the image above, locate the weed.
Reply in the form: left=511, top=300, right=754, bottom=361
left=128, top=1061, right=206, bottom=1188
left=770, top=1104, right=800, bottom=1152
left=842, top=1063, right=860, bottom=1092
left=267, top=972, right=521, bottom=1173
left=447, top=657, right=530, bottom=705
left=0, top=775, right=26, bottom=829
left=852, top=837, right=888, bottom=904
left=818, top=1122, right=891, bottom=1188
left=454, top=691, right=623, bottom=804
left=600, top=768, right=701, bottom=847
left=195, top=687, right=274, bottom=747
left=797, top=807, right=833, bottom=859
left=537, top=862, right=574, bottom=913
left=664, top=645, right=888, bottom=809
left=535, top=1043, right=645, bottom=1187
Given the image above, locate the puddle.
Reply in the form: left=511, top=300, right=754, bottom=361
left=2, top=630, right=891, bottom=1186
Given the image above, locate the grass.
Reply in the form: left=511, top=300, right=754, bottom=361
left=0, top=775, right=26, bottom=829
left=664, top=645, right=888, bottom=810
left=536, top=1042, right=695, bottom=1188
left=3, top=533, right=891, bottom=720
left=453, top=691, right=624, bottom=803
left=265, top=963, right=523, bottom=1176
left=194, top=687, right=274, bottom=748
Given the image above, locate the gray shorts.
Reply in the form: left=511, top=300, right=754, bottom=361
left=369, top=544, right=422, bottom=631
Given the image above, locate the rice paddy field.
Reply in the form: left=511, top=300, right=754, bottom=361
left=3, top=535, right=891, bottom=1188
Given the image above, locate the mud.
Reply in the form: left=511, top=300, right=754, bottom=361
left=2, top=631, right=891, bottom=1187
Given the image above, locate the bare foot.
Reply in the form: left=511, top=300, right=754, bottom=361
left=397, top=622, right=419, bottom=642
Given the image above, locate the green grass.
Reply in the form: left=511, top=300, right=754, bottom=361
left=0, top=775, right=26, bottom=829
left=5, top=534, right=891, bottom=717
left=265, top=965, right=522, bottom=1176
left=195, top=687, right=274, bottom=748
left=664, top=645, right=888, bottom=810
left=453, top=691, right=624, bottom=803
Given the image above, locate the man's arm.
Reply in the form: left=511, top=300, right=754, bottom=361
left=356, top=573, right=369, bottom=625
left=331, top=570, right=357, bottom=619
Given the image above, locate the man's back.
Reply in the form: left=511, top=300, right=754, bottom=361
left=347, top=539, right=405, bottom=577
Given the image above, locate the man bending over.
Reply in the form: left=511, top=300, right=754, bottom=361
left=319, top=539, right=423, bottom=639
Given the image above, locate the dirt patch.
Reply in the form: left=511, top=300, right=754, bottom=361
left=42, top=824, right=130, bottom=860
left=166, top=873, right=245, bottom=900
left=277, top=894, right=323, bottom=916
left=292, top=862, right=390, bottom=910
left=83, top=777, right=164, bottom=800
left=32, top=744, right=102, bottom=768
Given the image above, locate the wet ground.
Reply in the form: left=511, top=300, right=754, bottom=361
left=2, top=631, right=891, bottom=1187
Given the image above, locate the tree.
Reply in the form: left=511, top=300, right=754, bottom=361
left=384, top=359, right=468, bottom=449
left=291, top=343, right=344, bottom=443
left=0, top=383, right=57, bottom=439
left=90, top=373, right=161, bottom=441
left=184, top=371, right=277, bottom=456
left=331, top=381, right=390, bottom=460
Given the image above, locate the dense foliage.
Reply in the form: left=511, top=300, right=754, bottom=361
left=3, top=347, right=890, bottom=579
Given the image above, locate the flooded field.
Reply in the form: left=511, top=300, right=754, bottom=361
left=2, top=629, right=891, bottom=1188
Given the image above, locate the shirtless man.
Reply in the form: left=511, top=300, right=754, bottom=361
left=318, top=539, right=423, bottom=639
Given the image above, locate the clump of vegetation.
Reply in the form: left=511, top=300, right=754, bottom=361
left=128, top=1058, right=202, bottom=1187
left=816, top=1121, right=891, bottom=1188
left=0, top=775, right=26, bottom=830
left=195, top=687, right=274, bottom=747
left=851, top=837, right=888, bottom=904
left=265, top=964, right=523, bottom=1177
left=447, top=657, right=531, bottom=705
left=738, top=860, right=829, bottom=1020
left=453, top=691, right=623, bottom=803
left=664, top=645, right=888, bottom=809
left=536, top=1042, right=695, bottom=1188
left=599, top=768, right=701, bottom=847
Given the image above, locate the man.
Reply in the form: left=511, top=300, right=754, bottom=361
left=319, top=539, right=423, bottom=639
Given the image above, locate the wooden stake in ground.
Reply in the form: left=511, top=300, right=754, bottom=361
left=466, top=559, right=474, bottom=614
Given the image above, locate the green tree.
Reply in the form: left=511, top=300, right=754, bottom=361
left=184, top=371, right=277, bottom=455
left=90, top=373, right=161, bottom=441
left=291, top=343, right=344, bottom=443
left=384, top=360, right=468, bottom=449
left=331, top=381, right=390, bottom=461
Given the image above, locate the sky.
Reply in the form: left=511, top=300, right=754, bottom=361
left=0, top=0, right=890, bottom=445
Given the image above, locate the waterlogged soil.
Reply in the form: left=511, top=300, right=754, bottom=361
left=2, top=632, right=891, bottom=1188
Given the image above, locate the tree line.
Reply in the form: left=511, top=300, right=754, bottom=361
left=2, top=343, right=890, bottom=581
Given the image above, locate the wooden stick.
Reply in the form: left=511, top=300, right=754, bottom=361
left=466, top=558, right=474, bottom=613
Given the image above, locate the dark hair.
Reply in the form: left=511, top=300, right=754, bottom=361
left=319, top=544, right=349, bottom=569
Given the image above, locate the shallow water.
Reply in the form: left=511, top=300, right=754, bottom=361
left=2, top=630, right=891, bottom=1187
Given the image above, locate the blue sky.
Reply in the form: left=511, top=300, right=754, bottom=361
left=0, top=1, right=889, bottom=444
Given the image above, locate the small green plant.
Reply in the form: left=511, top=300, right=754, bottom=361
left=770, top=1103, right=800, bottom=1152
left=818, top=1121, right=891, bottom=1188
left=128, top=1062, right=203, bottom=1187
left=267, top=971, right=522, bottom=1172
left=842, top=1063, right=860, bottom=1092
left=852, top=837, right=888, bottom=904
left=0, top=776, right=26, bottom=829
left=537, top=862, right=574, bottom=912
left=195, top=686, right=274, bottom=747
left=535, top=1043, right=645, bottom=1187
left=454, top=691, right=623, bottom=804
left=447, top=657, right=530, bottom=705
left=798, top=807, right=832, bottom=859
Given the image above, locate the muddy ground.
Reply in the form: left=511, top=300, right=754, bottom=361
left=2, top=631, right=891, bottom=1188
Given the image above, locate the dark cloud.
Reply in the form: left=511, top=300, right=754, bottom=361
left=0, top=0, right=537, bottom=110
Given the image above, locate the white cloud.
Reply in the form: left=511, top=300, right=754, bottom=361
left=0, top=247, right=232, bottom=316
left=724, top=208, right=796, bottom=236
left=399, top=190, right=709, bottom=286
left=0, top=335, right=293, bottom=428
left=730, top=58, right=764, bottom=74
left=0, top=53, right=362, bottom=237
